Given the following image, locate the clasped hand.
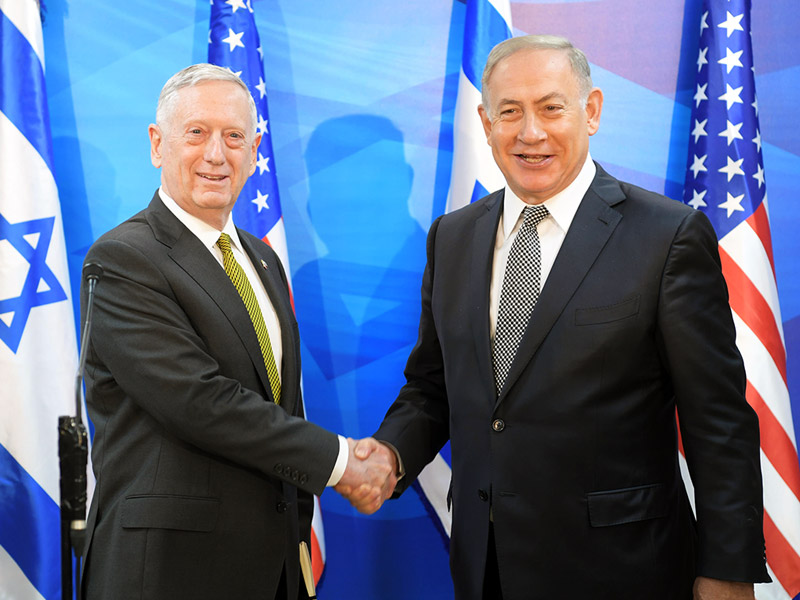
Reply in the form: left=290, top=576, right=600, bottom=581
left=334, top=437, right=397, bottom=514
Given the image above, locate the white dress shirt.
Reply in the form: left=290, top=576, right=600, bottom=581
left=489, top=154, right=596, bottom=340
left=158, top=188, right=348, bottom=486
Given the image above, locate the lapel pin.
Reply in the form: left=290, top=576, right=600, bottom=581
left=260, top=259, right=268, bottom=270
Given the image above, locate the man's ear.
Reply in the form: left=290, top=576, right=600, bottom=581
left=248, top=134, right=262, bottom=177
left=478, top=104, right=493, bottom=143
left=149, top=124, right=163, bottom=168
left=585, top=88, right=603, bottom=136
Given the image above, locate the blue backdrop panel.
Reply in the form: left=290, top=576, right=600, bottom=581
left=41, top=1, right=799, bottom=598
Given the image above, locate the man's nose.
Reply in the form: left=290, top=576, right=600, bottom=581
left=204, top=134, right=225, bottom=163
left=517, top=113, right=545, bottom=144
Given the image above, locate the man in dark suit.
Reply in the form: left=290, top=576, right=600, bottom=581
left=341, top=35, right=769, bottom=599
left=80, top=64, right=394, bottom=600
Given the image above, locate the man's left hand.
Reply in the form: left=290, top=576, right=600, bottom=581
left=694, top=577, right=755, bottom=600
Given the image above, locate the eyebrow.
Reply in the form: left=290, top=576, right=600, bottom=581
left=495, top=92, right=569, bottom=108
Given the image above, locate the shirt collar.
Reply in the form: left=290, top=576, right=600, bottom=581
left=502, top=153, right=597, bottom=238
left=158, top=187, right=242, bottom=253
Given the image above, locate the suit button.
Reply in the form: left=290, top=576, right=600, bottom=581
left=299, top=474, right=308, bottom=485
left=274, top=463, right=283, bottom=473
left=276, top=501, right=289, bottom=513
left=478, top=489, right=489, bottom=502
left=291, top=470, right=299, bottom=481
left=492, top=419, right=505, bottom=432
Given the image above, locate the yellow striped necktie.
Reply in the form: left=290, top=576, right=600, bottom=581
left=217, top=233, right=281, bottom=404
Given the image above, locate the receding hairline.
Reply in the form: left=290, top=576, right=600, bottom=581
left=155, top=63, right=258, bottom=139
left=481, top=35, right=593, bottom=113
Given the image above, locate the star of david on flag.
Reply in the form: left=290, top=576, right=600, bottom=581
left=0, top=214, right=67, bottom=353
left=682, top=1, right=800, bottom=597
left=1, top=1, right=80, bottom=598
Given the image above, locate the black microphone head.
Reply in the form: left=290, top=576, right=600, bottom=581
left=83, top=262, right=104, bottom=282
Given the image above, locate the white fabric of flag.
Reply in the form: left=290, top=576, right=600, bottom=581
left=0, top=0, right=79, bottom=598
left=682, top=1, right=800, bottom=597
left=417, top=0, right=512, bottom=538
left=445, top=0, right=512, bottom=214
left=207, top=0, right=327, bottom=583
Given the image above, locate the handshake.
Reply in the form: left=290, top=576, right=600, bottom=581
left=334, top=437, right=399, bottom=514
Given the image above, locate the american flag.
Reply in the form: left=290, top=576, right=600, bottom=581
left=208, top=0, right=327, bottom=584
left=0, top=0, right=80, bottom=598
left=415, top=0, right=512, bottom=539
left=682, top=1, right=800, bottom=597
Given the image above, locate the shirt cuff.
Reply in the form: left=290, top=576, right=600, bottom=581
left=326, top=435, right=349, bottom=487
left=378, top=441, right=406, bottom=481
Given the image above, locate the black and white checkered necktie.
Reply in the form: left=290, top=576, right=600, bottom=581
left=492, top=204, right=550, bottom=394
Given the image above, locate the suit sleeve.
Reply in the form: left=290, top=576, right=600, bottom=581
left=374, top=216, right=451, bottom=492
left=84, top=237, right=340, bottom=496
left=656, top=209, right=768, bottom=582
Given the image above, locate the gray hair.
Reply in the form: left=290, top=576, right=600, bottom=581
left=155, top=63, right=258, bottom=139
left=481, top=35, right=593, bottom=114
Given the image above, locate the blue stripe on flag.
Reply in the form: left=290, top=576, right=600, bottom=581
left=0, top=444, right=61, bottom=599
left=462, top=0, right=512, bottom=91
left=0, top=8, right=54, bottom=172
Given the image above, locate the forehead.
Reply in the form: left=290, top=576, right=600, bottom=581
left=171, top=80, right=251, bottom=125
left=487, top=48, right=578, bottom=102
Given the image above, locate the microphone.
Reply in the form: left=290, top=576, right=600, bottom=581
left=59, top=261, right=103, bottom=558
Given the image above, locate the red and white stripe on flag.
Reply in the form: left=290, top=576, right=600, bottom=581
left=720, top=203, right=800, bottom=599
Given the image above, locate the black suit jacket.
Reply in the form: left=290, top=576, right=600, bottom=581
left=375, top=165, right=769, bottom=599
left=80, top=192, right=339, bottom=600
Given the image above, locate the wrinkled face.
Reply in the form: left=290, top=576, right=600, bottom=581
left=149, top=80, right=260, bottom=229
left=478, top=48, right=602, bottom=204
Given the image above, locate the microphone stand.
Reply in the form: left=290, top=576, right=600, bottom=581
left=59, top=263, right=102, bottom=600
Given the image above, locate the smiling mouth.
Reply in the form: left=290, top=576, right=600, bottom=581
left=517, top=154, right=551, bottom=164
left=199, top=174, right=228, bottom=181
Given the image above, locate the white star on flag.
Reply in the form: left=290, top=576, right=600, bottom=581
left=694, top=83, right=708, bottom=107
left=752, top=129, right=762, bottom=152
left=226, top=0, right=247, bottom=12
left=255, top=77, right=267, bottom=98
left=718, top=120, right=743, bottom=145
left=690, top=154, right=708, bottom=178
left=256, top=114, right=268, bottom=136
left=697, top=47, right=709, bottom=71
left=718, top=83, right=743, bottom=109
left=700, top=10, right=709, bottom=32
left=718, top=155, right=744, bottom=181
left=688, top=189, right=708, bottom=209
left=692, top=118, right=708, bottom=143
left=718, top=47, right=743, bottom=73
left=718, top=191, right=745, bottom=217
left=256, top=153, right=270, bottom=174
left=251, top=190, right=270, bottom=212
left=717, top=11, right=744, bottom=37
left=753, top=163, right=765, bottom=188
left=222, top=28, right=245, bottom=52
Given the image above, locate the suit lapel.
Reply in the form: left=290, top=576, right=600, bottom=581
left=144, top=195, right=276, bottom=401
left=497, top=166, right=626, bottom=402
left=469, top=191, right=504, bottom=404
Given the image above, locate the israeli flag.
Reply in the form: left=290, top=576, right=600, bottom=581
left=1, top=1, right=80, bottom=597
left=445, top=0, right=512, bottom=214
left=418, top=0, right=512, bottom=537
